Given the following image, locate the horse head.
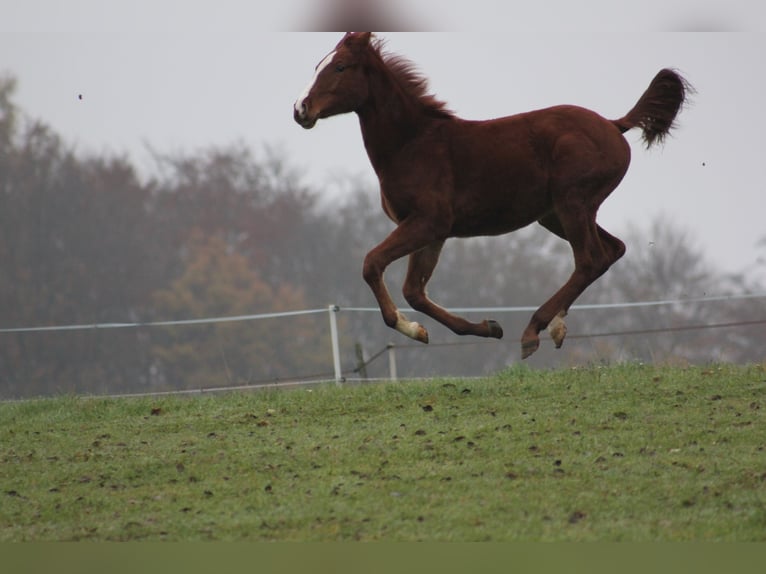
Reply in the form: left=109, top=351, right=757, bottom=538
left=293, top=32, right=373, bottom=129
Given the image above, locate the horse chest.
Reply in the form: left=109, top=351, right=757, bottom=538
left=377, top=159, right=453, bottom=224
left=379, top=185, right=418, bottom=223
left=380, top=192, right=404, bottom=223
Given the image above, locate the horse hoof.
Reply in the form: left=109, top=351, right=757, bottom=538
left=486, top=320, right=504, bottom=339
left=548, top=315, right=567, bottom=349
left=521, top=337, right=539, bottom=360
left=395, top=312, right=429, bottom=343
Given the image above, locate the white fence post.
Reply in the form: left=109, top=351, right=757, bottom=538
left=387, top=342, right=397, bottom=382
left=328, top=305, right=342, bottom=384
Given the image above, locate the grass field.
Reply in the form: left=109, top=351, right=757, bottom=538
left=1, top=363, right=765, bottom=541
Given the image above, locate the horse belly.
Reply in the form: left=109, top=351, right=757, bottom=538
left=449, top=155, right=551, bottom=237
left=447, top=118, right=553, bottom=237
left=450, top=186, right=550, bottom=237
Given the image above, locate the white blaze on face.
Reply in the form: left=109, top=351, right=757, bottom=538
left=294, top=50, right=337, bottom=118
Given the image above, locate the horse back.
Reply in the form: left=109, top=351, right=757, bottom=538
left=444, top=105, right=630, bottom=237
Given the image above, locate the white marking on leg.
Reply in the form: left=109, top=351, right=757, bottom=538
left=395, top=311, right=428, bottom=343
left=294, top=50, right=336, bottom=116
left=548, top=311, right=568, bottom=348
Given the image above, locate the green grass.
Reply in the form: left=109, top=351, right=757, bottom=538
left=1, top=363, right=765, bottom=541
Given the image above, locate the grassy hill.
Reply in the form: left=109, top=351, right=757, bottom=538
left=1, top=363, right=765, bottom=541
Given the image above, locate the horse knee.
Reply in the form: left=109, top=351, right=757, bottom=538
left=362, top=254, right=382, bottom=286
left=402, top=283, right=426, bottom=310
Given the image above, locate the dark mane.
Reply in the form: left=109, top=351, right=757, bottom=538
left=371, top=37, right=455, bottom=119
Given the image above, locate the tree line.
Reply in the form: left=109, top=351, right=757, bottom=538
left=1, top=77, right=763, bottom=398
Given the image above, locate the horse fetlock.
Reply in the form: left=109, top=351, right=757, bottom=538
left=395, top=312, right=429, bottom=343
left=548, top=313, right=568, bottom=349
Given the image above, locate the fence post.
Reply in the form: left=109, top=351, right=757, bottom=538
left=387, top=342, right=397, bottom=382
left=328, top=305, right=343, bottom=384
left=354, top=342, right=368, bottom=379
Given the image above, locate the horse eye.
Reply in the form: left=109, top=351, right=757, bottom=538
left=335, top=63, right=346, bottom=72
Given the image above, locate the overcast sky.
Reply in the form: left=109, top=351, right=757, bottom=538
left=2, top=1, right=766, bottom=284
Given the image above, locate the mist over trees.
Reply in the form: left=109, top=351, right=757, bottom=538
left=1, top=77, right=764, bottom=398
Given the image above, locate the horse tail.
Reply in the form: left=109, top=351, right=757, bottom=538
left=612, top=69, right=691, bottom=148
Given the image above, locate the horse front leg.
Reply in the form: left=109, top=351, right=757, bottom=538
left=402, top=240, right=504, bottom=339
left=362, top=220, right=436, bottom=344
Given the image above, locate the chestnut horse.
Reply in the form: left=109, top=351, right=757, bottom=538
left=294, top=32, right=690, bottom=359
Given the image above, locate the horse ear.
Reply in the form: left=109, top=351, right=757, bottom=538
left=342, top=32, right=373, bottom=51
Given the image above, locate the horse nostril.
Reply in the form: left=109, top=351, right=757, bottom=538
left=294, top=99, right=314, bottom=128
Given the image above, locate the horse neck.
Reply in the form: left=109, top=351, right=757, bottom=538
left=356, top=67, right=430, bottom=175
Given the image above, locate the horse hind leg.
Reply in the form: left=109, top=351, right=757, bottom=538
left=535, top=213, right=570, bottom=350
left=402, top=241, right=504, bottom=340
left=522, top=214, right=625, bottom=359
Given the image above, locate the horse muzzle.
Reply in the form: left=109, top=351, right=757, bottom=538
left=293, top=100, right=317, bottom=129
